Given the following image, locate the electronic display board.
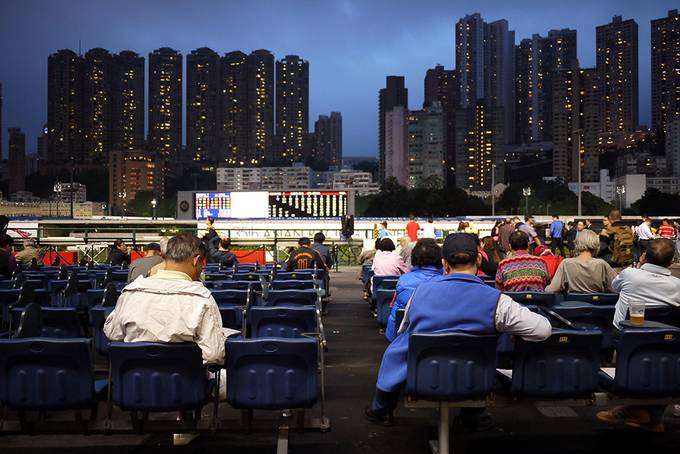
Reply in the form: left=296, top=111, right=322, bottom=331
left=194, top=191, right=348, bottom=219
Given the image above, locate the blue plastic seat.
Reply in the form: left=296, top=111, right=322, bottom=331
left=0, top=338, right=104, bottom=411
left=510, top=329, right=601, bottom=397
left=41, top=307, right=83, bottom=337
left=504, top=292, right=558, bottom=307
left=394, top=308, right=405, bottom=331
left=274, top=271, right=314, bottom=281
left=644, top=306, right=680, bottom=328
left=270, top=280, right=315, bottom=290
left=218, top=304, right=244, bottom=330
left=211, top=289, right=249, bottom=306
left=406, top=332, right=498, bottom=401
left=236, top=264, right=258, bottom=273
left=564, top=292, right=619, bottom=305
left=267, top=289, right=318, bottom=307
left=89, top=306, right=114, bottom=355
left=361, top=265, right=373, bottom=286
left=233, top=272, right=263, bottom=282
left=249, top=307, right=317, bottom=338
left=376, top=289, right=396, bottom=327
left=604, top=325, right=680, bottom=396
left=552, top=304, right=616, bottom=350
left=108, top=342, right=212, bottom=412
left=225, top=337, right=318, bottom=409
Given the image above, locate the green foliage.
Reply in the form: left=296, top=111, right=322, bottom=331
left=496, top=180, right=613, bottom=216
left=629, top=188, right=680, bottom=216
left=126, top=191, right=176, bottom=217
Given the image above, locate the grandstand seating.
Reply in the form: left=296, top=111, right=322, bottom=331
left=375, top=288, right=396, bottom=328
left=564, top=292, right=619, bottom=305
left=249, top=306, right=317, bottom=338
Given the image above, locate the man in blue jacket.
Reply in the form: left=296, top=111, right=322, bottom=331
left=385, top=239, right=443, bottom=341
left=549, top=215, right=566, bottom=257
left=365, top=233, right=552, bottom=427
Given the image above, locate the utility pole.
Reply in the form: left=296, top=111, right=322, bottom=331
left=69, top=158, right=75, bottom=219
left=491, top=163, right=496, bottom=217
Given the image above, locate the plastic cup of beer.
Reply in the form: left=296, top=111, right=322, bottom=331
left=629, top=302, right=646, bottom=326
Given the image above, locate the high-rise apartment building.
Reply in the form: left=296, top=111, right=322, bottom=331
left=384, top=105, right=409, bottom=186
left=82, top=48, right=113, bottom=161
left=596, top=16, right=639, bottom=133
left=148, top=48, right=182, bottom=159
left=328, top=112, right=342, bottom=169
left=651, top=9, right=680, bottom=132
left=111, top=51, right=144, bottom=151
left=313, top=112, right=343, bottom=169
left=378, top=76, right=408, bottom=182
left=456, top=13, right=486, bottom=108
left=37, top=124, right=48, bottom=160
left=246, top=50, right=274, bottom=164
left=221, top=51, right=249, bottom=165
left=424, top=65, right=459, bottom=186
left=515, top=29, right=577, bottom=144
left=108, top=149, right=165, bottom=215
left=0, top=83, right=3, bottom=159
left=407, top=103, right=445, bottom=189
left=47, top=49, right=83, bottom=163
left=276, top=55, right=309, bottom=163
left=186, top=48, right=221, bottom=162
left=666, top=118, right=680, bottom=176
left=8, top=128, right=26, bottom=195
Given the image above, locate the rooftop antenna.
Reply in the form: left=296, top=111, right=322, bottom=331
left=78, top=39, right=82, bottom=56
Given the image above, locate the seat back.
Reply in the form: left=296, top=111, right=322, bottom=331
left=41, top=308, right=82, bottom=338
left=267, top=289, right=318, bottom=307
left=214, top=280, right=254, bottom=290
left=269, top=280, right=315, bottom=291
left=406, top=333, right=497, bottom=400
left=218, top=304, right=244, bottom=330
left=226, top=337, right=318, bottom=409
left=0, top=338, right=94, bottom=409
left=102, top=282, right=120, bottom=307
left=211, top=289, right=249, bottom=306
left=14, top=303, right=43, bottom=338
left=511, top=329, right=601, bottom=397
left=645, top=306, right=680, bottom=328
left=361, top=265, right=374, bottom=285
left=89, top=306, right=113, bottom=355
left=109, top=342, right=210, bottom=411
left=274, top=272, right=314, bottom=281
left=394, top=308, right=406, bottom=331
left=15, top=281, right=37, bottom=308
left=232, top=272, right=262, bottom=282
left=376, top=288, right=396, bottom=327
left=613, top=326, right=680, bottom=395
left=565, top=292, right=619, bottom=305
left=504, top=292, right=558, bottom=307
left=249, top=307, right=317, bottom=338
left=236, top=264, right=257, bottom=273
left=552, top=304, right=616, bottom=350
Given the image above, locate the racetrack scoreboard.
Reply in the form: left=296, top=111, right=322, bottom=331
left=193, top=191, right=348, bottom=219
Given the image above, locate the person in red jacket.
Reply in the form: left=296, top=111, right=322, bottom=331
left=405, top=215, right=420, bottom=242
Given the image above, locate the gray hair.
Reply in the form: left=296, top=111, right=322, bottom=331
left=23, top=238, right=37, bottom=248
left=165, top=233, right=205, bottom=262
left=573, top=229, right=600, bottom=255
left=159, top=236, right=170, bottom=255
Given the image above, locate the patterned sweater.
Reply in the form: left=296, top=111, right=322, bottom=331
left=495, top=251, right=550, bottom=292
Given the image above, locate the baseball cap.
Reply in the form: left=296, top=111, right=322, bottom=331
left=441, top=233, right=479, bottom=264
left=146, top=242, right=161, bottom=252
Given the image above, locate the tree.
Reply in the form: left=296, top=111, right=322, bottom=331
left=630, top=189, right=680, bottom=216
left=126, top=191, right=176, bottom=217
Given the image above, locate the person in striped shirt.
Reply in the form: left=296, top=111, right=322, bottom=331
left=495, top=231, right=550, bottom=292
left=658, top=218, right=676, bottom=239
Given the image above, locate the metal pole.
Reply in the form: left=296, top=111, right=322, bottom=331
left=491, top=163, right=495, bottom=217
left=577, top=130, right=582, bottom=217
left=70, top=160, right=74, bottom=219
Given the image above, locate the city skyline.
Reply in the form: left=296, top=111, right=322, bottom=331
left=0, top=0, right=678, bottom=159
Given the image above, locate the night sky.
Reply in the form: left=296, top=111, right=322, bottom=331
left=0, top=0, right=677, bottom=159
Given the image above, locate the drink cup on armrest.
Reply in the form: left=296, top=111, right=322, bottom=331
left=629, top=301, right=645, bottom=326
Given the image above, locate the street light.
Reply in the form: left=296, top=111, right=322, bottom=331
left=151, top=198, right=157, bottom=220
left=522, top=187, right=532, bottom=217
left=117, top=191, right=127, bottom=217
left=616, top=185, right=626, bottom=211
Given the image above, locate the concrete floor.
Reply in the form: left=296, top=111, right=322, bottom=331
left=2, top=267, right=680, bottom=453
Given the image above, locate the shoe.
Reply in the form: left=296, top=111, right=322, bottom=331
left=626, top=420, right=665, bottom=433
left=596, top=406, right=651, bottom=425
left=173, top=433, right=199, bottom=446
left=364, top=406, right=394, bottom=427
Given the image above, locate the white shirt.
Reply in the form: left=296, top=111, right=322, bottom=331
left=637, top=222, right=654, bottom=240
left=420, top=223, right=436, bottom=239
left=611, top=263, right=680, bottom=329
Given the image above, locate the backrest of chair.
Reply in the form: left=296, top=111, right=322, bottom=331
left=504, top=292, right=557, bottom=307
left=270, top=280, right=315, bottom=291
left=14, top=303, right=43, bottom=338
left=102, top=282, right=120, bottom=307
left=236, top=264, right=257, bottom=273
left=217, top=280, right=253, bottom=290
left=232, top=273, right=261, bottom=282
left=41, top=308, right=82, bottom=338
left=108, top=342, right=209, bottom=411
left=15, top=281, right=36, bottom=307
left=551, top=305, right=615, bottom=349
left=645, top=306, right=680, bottom=328
left=565, top=293, right=619, bottom=305
left=0, top=338, right=94, bottom=409
left=211, top=289, right=249, bottom=306
left=226, top=337, right=318, bottom=410
left=613, top=327, right=680, bottom=395
left=64, top=271, right=79, bottom=297
left=376, top=289, right=396, bottom=326
left=218, top=304, right=244, bottom=330
left=511, top=329, right=601, bottom=397
left=267, top=289, right=317, bottom=307
left=57, top=266, right=68, bottom=280
left=274, top=272, right=314, bottom=281
left=249, top=307, right=317, bottom=338
left=377, top=278, right=398, bottom=291
left=405, top=332, right=497, bottom=400
left=89, top=306, right=113, bottom=355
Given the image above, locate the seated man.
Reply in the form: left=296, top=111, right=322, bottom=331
left=212, top=237, right=238, bottom=268
left=104, top=233, right=225, bottom=365
left=365, top=233, right=551, bottom=427
left=495, top=231, right=550, bottom=292
left=15, top=238, right=42, bottom=265
left=127, top=242, right=163, bottom=282
left=287, top=237, right=327, bottom=271
left=597, top=238, right=680, bottom=432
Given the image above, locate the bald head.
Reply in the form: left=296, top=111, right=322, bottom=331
left=645, top=239, right=676, bottom=268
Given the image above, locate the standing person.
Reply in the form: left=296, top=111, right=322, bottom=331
left=584, top=219, right=594, bottom=231
left=498, top=218, right=515, bottom=256
left=420, top=217, right=436, bottom=239
left=372, top=238, right=409, bottom=277
left=312, top=232, right=334, bottom=268
left=481, top=237, right=503, bottom=277
left=202, top=217, right=220, bottom=263
left=398, top=237, right=415, bottom=267
left=567, top=221, right=584, bottom=255
left=0, top=234, right=17, bottom=278
left=491, top=220, right=502, bottom=242
left=14, top=238, right=42, bottom=265
left=636, top=216, right=654, bottom=256
left=495, top=231, right=550, bottom=292
left=658, top=218, right=675, bottom=239
left=674, top=220, right=680, bottom=260
left=599, top=209, right=634, bottom=269
left=405, top=216, right=420, bottom=242
left=287, top=237, right=327, bottom=271
left=127, top=243, right=164, bottom=282
left=518, top=215, right=542, bottom=251
left=365, top=233, right=551, bottom=428
left=549, top=215, right=566, bottom=257
left=107, top=240, right=131, bottom=266
left=377, top=221, right=390, bottom=239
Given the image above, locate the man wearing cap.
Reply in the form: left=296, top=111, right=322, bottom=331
left=127, top=242, right=164, bottom=282
left=365, top=233, right=552, bottom=428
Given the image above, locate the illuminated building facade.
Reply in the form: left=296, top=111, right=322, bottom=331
left=651, top=9, right=680, bottom=132
left=596, top=16, right=639, bottom=133
left=276, top=55, right=309, bottom=164
left=384, top=105, right=409, bottom=186
left=221, top=51, right=248, bottom=165
left=187, top=47, right=221, bottom=162
left=108, top=149, right=165, bottom=215
left=47, top=49, right=83, bottom=163
left=82, top=48, right=113, bottom=161
left=407, top=102, right=445, bottom=189
left=111, top=51, right=144, bottom=151
left=246, top=49, right=274, bottom=164
left=378, top=76, right=408, bottom=182
left=313, top=112, right=343, bottom=169
left=149, top=47, right=182, bottom=159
